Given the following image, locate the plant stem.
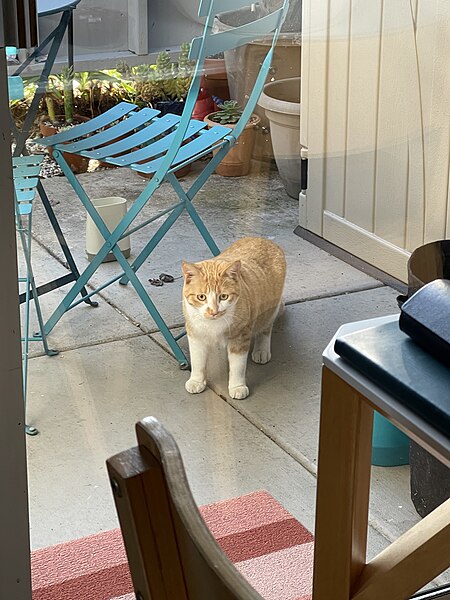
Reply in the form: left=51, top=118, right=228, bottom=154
left=45, top=96, right=56, bottom=123
left=64, top=82, right=74, bottom=124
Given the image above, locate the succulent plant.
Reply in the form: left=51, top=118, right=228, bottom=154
left=175, top=43, right=194, bottom=100
left=210, top=100, right=243, bottom=125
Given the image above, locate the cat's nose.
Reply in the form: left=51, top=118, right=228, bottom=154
left=207, top=307, right=219, bottom=317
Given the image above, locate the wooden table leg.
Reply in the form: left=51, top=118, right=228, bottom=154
left=313, top=367, right=374, bottom=600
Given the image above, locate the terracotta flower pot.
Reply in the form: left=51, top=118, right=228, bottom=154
left=203, top=113, right=260, bottom=177
left=39, top=116, right=90, bottom=174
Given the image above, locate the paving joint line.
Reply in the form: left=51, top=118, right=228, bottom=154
left=285, top=283, right=385, bottom=306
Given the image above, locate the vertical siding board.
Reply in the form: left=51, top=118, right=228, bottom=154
left=446, top=129, right=450, bottom=238
left=405, top=0, right=427, bottom=252
left=303, top=0, right=330, bottom=234
left=344, top=0, right=383, bottom=232
left=374, top=0, right=419, bottom=248
left=420, top=0, right=450, bottom=242
left=413, top=0, right=436, bottom=246
left=405, top=133, right=426, bottom=252
left=323, top=0, right=351, bottom=219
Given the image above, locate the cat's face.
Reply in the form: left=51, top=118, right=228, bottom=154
left=182, top=260, right=241, bottom=321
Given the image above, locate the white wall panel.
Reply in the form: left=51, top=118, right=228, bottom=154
left=302, top=0, right=450, bottom=281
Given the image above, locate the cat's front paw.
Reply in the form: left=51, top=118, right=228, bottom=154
left=185, top=378, right=206, bottom=394
left=252, top=349, right=271, bottom=364
left=229, top=385, right=249, bottom=400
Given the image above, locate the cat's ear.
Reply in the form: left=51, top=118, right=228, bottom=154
left=182, top=261, right=200, bottom=283
left=224, top=260, right=241, bottom=280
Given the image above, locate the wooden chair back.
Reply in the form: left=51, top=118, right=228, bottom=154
left=106, top=417, right=263, bottom=600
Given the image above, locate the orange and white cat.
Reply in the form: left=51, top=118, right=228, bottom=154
left=182, top=237, right=286, bottom=399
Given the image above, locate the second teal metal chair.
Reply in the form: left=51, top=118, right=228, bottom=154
left=14, top=155, right=59, bottom=435
left=34, top=0, right=289, bottom=367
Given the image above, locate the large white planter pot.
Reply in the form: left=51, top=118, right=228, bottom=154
left=258, top=77, right=301, bottom=199
left=86, top=197, right=131, bottom=263
left=170, top=0, right=203, bottom=23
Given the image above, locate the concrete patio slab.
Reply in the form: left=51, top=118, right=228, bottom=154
left=27, top=333, right=319, bottom=551
left=26, top=328, right=392, bottom=562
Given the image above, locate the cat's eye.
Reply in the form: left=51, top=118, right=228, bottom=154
left=219, top=293, right=229, bottom=301
left=197, top=294, right=206, bottom=301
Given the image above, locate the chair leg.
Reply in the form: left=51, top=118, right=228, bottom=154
left=119, top=201, right=186, bottom=286
left=37, top=181, right=98, bottom=307
left=120, top=171, right=221, bottom=287
left=21, top=213, right=58, bottom=357
left=36, top=195, right=189, bottom=366
left=17, top=212, right=58, bottom=436
left=110, top=244, right=189, bottom=367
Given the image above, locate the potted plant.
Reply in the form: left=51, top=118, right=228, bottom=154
left=73, top=70, right=135, bottom=119
left=203, top=100, right=260, bottom=176
left=117, top=47, right=195, bottom=178
left=39, top=66, right=90, bottom=174
left=117, top=44, right=195, bottom=116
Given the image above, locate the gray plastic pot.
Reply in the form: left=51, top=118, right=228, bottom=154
left=258, top=76, right=301, bottom=199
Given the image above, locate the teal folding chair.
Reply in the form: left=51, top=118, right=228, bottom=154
left=33, top=0, right=289, bottom=367
left=14, top=155, right=59, bottom=436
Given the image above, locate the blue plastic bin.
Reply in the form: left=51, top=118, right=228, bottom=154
left=372, top=411, right=410, bottom=466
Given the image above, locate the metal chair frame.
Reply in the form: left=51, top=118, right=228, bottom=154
left=14, top=155, right=58, bottom=436
left=35, top=0, right=289, bottom=367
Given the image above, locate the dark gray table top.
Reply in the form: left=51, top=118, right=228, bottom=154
left=323, top=315, right=450, bottom=468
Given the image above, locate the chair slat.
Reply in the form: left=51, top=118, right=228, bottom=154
left=81, top=113, right=182, bottom=160
left=106, top=120, right=207, bottom=167
left=190, top=7, right=284, bottom=60
left=14, top=177, right=39, bottom=190
left=12, top=165, right=42, bottom=178
left=59, top=108, right=160, bottom=153
left=132, top=125, right=230, bottom=174
left=15, top=190, right=36, bottom=203
left=8, top=76, right=25, bottom=101
left=12, top=156, right=44, bottom=167
left=36, top=102, right=138, bottom=147
left=17, top=203, right=33, bottom=215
